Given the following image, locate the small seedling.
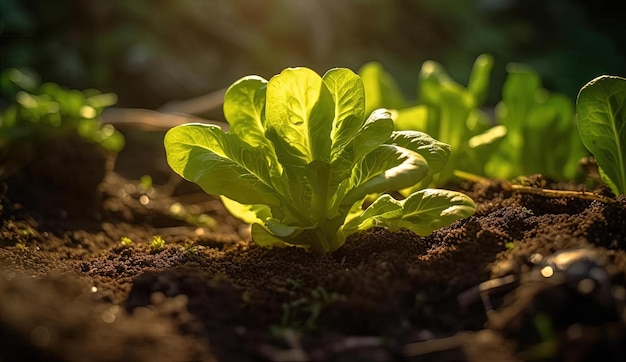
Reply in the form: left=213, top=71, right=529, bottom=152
left=183, top=241, right=199, bottom=255
left=120, top=236, right=133, bottom=247
left=150, top=235, right=165, bottom=252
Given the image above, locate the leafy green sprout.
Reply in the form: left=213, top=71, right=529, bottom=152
left=120, top=236, right=133, bottom=247
left=504, top=240, right=517, bottom=251
left=150, top=235, right=165, bottom=252
left=183, top=241, right=199, bottom=254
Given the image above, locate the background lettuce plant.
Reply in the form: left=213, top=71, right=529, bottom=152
left=359, top=54, right=588, bottom=187
left=164, top=67, right=475, bottom=254
left=360, top=54, right=502, bottom=188
left=486, top=64, right=588, bottom=181
left=576, top=75, right=626, bottom=196
left=0, top=68, right=125, bottom=154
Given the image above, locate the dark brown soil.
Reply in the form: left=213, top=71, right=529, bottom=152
left=2, top=130, right=626, bottom=362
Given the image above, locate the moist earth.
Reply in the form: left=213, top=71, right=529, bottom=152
left=1, top=132, right=626, bottom=362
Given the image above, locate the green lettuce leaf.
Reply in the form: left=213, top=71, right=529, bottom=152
left=265, top=67, right=335, bottom=165
left=164, top=123, right=283, bottom=206
left=343, top=190, right=476, bottom=236
left=576, top=75, right=626, bottom=196
left=487, top=64, right=586, bottom=181
left=358, top=61, right=407, bottom=116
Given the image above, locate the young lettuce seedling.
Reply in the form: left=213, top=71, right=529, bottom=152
left=164, top=67, right=476, bottom=254
left=577, top=75, right=626, bottom=196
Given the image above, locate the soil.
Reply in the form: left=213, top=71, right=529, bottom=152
left=2, top=129, right=626, bottom=362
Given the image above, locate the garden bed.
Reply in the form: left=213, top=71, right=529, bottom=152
left=1, top=128, right=625, bottom=362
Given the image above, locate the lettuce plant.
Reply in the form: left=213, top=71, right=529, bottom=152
left=360, top=54, right=504, bottom=187
left=576, top=75, right=626, bottom=196
left=486, top=64, right=587, bottom=181
left=358, top=55, right=588, bottom=186
left=164, top=67, right=476, bottom=254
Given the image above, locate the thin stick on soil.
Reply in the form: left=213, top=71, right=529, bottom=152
left=454, top=170, right=616, bottom=204
left=506, top=184, right=616, bottom=203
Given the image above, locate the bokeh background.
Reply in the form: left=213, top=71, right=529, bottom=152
left=2, top=0, right=624, bottom=118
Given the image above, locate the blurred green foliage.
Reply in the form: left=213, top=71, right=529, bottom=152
left=360, top=54, right=588, bottom=186
left=1, top=0, right=624, bottom=110
left=486, top=64, right=587, bottom=181
left=0, top=68, right=124, bottom=153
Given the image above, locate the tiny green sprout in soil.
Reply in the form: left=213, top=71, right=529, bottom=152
left=120, top=237, right=133, bottom=247
left=150, top=235, right=165, bottom=252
